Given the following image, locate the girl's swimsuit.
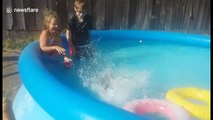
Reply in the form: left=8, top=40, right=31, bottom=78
left=42, top=36, right=65, bottom=62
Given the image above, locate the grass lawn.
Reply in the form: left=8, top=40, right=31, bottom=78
left=3, top=34, right=39, bottom=52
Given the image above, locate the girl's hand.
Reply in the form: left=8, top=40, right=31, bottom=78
left=64, top=56, right=73, bottom=68
left=54, top=46, right=66, bottom=55
left=64, top=56, right=72, bottom=63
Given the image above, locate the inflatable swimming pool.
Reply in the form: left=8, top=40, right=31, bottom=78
left=13, top=30, right=210, bottom=120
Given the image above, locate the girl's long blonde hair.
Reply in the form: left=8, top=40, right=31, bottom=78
left=42, top=9, right=58, bottom=30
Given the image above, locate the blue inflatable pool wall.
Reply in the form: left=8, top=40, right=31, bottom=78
left=13, top=30, right=210, bottom=120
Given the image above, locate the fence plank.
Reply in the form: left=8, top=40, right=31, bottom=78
left=162, top=0, right=173, bottom=30
left=188, top=0, right=200, bottom=31
left=23, top=0, right=36, bottom=30
left=47, top=0, right=57, bottom=10
left=128, top=0, right=137, bottom=29
left=175, top=0, right=182, bottom=30
left=152, top=0, right=168, bottom=30
left=13, top=0, right=26, bottom=30
left=171, top=0, right=181, bottom=30
left=204, top=6, right=210, bottom=33
left=56, top=0, right=68, bottom=30
left=142, top=0, right=153, bottom=29
left=119, top=0, right=130, bottom=29
left=3, top=0, right=13, bottom=30
left=67, top=0, right=75, bottom=19
left=200, top=0, right=209, bottom=30
left=182, top=0, right=191, bottom=32
left=93, top=0, right=105, bottom=29
left=195, top=0, right=205, bottom=30
left=104, top=0, right=114, bottom=29
left=34, top=0, right=47, bottom=30
left=134, top=0, right=152, bottom=29
left=178, top=0, right=188, bottom=30
left=111, top=0, right=121, bottom=29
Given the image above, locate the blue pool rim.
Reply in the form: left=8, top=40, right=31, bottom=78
left=17, top=30, right=210, bottom=120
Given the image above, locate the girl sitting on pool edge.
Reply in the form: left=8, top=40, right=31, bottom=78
left=39, top=9, right=73, bottom=68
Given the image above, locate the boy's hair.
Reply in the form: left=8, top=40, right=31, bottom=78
left=74, top=0, right=86, bottom=11
left=42, top=9, right=58, bottom=30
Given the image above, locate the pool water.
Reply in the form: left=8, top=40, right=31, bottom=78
left=42, top=38, right=209, bottom=120
left=76, top=39, right=210, bottom=107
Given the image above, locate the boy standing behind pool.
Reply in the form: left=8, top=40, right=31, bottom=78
left=66, top=0, right=93, bottom=59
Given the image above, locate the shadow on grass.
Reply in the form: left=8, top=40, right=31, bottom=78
left=3, top=62, right=18, bottom=68
left=3, top=56, right=19, bottom=62
left=3, top=71, right=19, bottom=78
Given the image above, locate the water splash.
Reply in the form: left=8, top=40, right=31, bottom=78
left=77, top=49, right=152, bottom=107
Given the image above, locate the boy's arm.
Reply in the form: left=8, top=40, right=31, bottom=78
left=66, top=16, right=74, bottom=47
left=66, top=29, right=72, bottom=42
left=66, top=29, right=76, bottom=56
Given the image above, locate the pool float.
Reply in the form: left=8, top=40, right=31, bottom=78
left=166, top=87, right=210, bottom=120
left=123, top=99, right=191, bottom=120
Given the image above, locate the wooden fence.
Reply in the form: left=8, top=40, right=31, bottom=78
left=3, top=0, right=210, bottom=34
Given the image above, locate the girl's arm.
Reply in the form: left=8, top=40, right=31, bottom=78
left=39, top=30, right=66, bottom=54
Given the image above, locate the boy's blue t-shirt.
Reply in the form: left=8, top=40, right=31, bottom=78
left=67, top=12, right=93, bottom=46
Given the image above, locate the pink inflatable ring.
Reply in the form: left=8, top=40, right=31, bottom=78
left=123, top=99, right=191, bottom=120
